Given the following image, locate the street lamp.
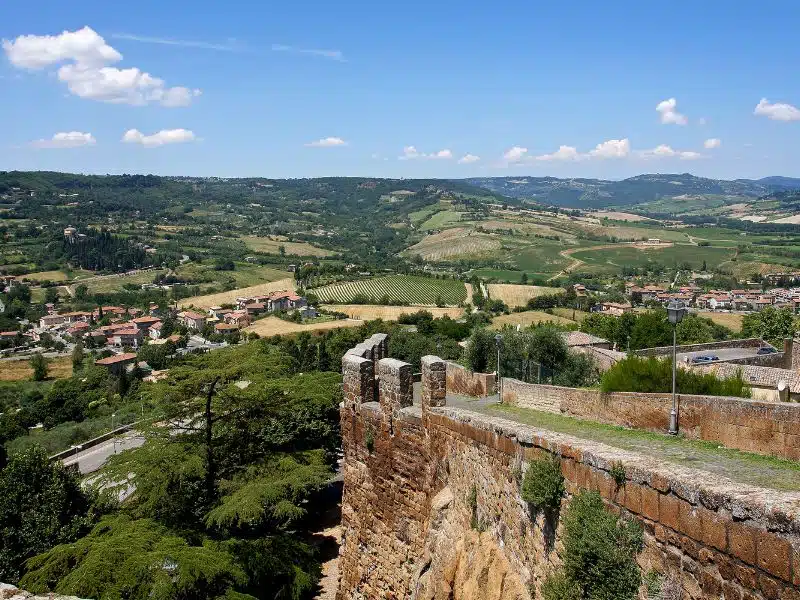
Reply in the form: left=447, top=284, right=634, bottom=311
left=495, top=334, right=503, bottom=401
left=111, top=413, right=117, bottom=454
left=666, top=300, right=686, bottom=435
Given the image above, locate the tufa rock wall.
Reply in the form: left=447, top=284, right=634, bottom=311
left=445, top=362, right=496, bottom=397
left=337, top=337, right=800, bottom=600
left=501, top=379, right=800, bottom=461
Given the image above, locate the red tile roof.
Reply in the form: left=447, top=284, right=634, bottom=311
left=96, top=352, right=138, bottom=365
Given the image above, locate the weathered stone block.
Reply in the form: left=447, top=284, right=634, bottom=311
left=756, top=530, right=792, bottom=582
left=728, top=521, right=757, bottom=565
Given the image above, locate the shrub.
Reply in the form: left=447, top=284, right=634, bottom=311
left=609, top=462, right=626, bottom=487
left=560, top=491, right=643, bottom=600
left=365, top=429, right=375, bottom=454
left=600, top=355, right=751, bottom=398
left=521, top=455, right=564, bottom=511
left=542, top=571, right=582, bottom=600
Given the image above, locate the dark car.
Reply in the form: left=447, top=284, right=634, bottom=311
left=756, top=347, right=777, bottom=355
left=692, top=354, right=720, bottom=364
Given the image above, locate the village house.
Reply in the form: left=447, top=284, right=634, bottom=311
left=178, top=311, right=207, bottom=330
left=148, top=321, right=163, bottom=339
left=597, top=302, right=633, bottom=317
left=131, top=315, right=161, bottom=332
left=224, top=311, right=250, bottom=328
left=214, top=322, right=238, bottom=334
left=95, top=352, right=138, bottom=375
left=39, top=314, right=67, bottom=329
left=65, top=322, right=90, bottom=337
left=111, top=328, right=144, bottom=349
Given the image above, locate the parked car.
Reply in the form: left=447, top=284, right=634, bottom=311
left=756, top=347, right=777, bottom=355
left=691, top=354, right=720, bottom=364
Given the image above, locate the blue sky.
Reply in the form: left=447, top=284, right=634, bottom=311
left=1, top=0, right=799, bottom=179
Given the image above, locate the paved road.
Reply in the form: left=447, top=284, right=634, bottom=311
left=676, top=347, right=766, bottom=363
left=62, top=431, right=145, bottom=474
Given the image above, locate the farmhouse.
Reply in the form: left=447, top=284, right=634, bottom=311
left=95, top=352, right=138, bottom=375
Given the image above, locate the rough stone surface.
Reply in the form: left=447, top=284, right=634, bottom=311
left=0, top=584, right=87, bottom=600
left=445, top=362, right=496, bottom=397
left=421, top=356, right=447, bottom=415
left=337, top=338, right=800, bottom=600
left=501, top=379, right=800, bottom=461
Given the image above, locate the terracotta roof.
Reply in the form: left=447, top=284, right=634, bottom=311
left=113, top=328, right=141, bottom=336
left=149, top=321, right=163, bottom=329
left=562, top=331, right=609, bottom=347
left=246, top=303, right=265, bottom=309
left=0, top=331, right=18, bottom=337
left=215, top=323, right=237, bottom=331
left=132, top=316, right=161, bottom=324
left=182, top=311, right=206, bottom=320
left=96, top=352, right=138, bottom=365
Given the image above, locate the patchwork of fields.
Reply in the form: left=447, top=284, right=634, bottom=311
left=311, top=275, right=467, bottom=306
left=180, top=277, right=295, bottom=309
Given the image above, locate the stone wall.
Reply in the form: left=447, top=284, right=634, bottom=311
left=337, top=337, right=800, bottom=600
left=445, top=361, right=496, bottom=397
left=635, top=338, right=765, bottom=357
left=0, top=584, right=86, bottom=600
left=501, top=379, right=800, bottom=461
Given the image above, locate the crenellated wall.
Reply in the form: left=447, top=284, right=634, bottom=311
left=337, top=337, right=800, bottom=600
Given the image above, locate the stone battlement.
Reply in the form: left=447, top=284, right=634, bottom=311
left=337, top=335, right=800, bottom=600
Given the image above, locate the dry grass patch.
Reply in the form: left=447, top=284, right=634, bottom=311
left=552, top=307, right=590, bottom=322
left=591, top=211, right=653, bottom=222
left=406, top=228, right=501, bottom=261
left=244, top=316, right=363, bottom=337
left=490, top=311, right=575, bottom=330
left=487, top=284, right=563, bottom=308
left=15, top=270, right=69, bottom=282
left=322, top=305, right=463, bottom=321
left=0, top=356, right=72, bottom=381
left=242, top=236, right=335, bottom=257
left=696, top=311, right=744, bottom=333
left=180, top=278, right=295, bottom=309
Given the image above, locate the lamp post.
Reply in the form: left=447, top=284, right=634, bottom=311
left=495, top=334, right=503, bottom=401
left=666, top=300, right=686, bottom=435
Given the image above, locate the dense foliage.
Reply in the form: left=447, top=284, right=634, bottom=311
left=543, top=491, right=643, bottom=600
left=600, top=356, right=751, bottom=397
left=521, top=455, right=564, bottom=511
left=741, top=306, right=797, bottom=346
left=0, top=447, right=102, bottom=582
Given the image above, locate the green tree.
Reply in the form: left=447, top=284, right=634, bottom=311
left=44, top=287, right=59, bottom=305
left=741, top=306, right=797, bottom=346
left=465, top=327, right=496, bottom=372
left=29, top=353, right=48, bottom=381
left=71, top=340, right=85, bottom=370
left=74, top=284, right=89, bottom=301
left=0, top=447, right=99, bottom=582
left=628, top=311, right=672, bottom=350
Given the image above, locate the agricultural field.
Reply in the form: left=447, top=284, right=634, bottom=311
left=311, top=275, right=467, bottom=306
left=489, top=310, right=576, bottom=330
left=175, top=263, right=289, bottom=290
left=13, top=270, right=70, bottom=282
left=242, top=236, right=335, bottom=257
left=419, top=210, right=464, bottom=231
left=695, top=311, right=744, bottom=333
left=486, top=284, right=563, bottom=308
left=74, top=269, right=166, bottom=294
left=552, top=307, right=590, bottom=323
left=405, top=228, right=501, bottom=261
left=322, top=304, right=464, bottom=321
left=571, top=244, right=734, bottom=274
left=243, top=316, right=363, bottom=337
left=0, top=356, right=72, bottom=381
left=179, top=278, right=296, bottom=309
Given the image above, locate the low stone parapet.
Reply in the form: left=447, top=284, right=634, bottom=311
left=445, top=361, right=496, bottom=397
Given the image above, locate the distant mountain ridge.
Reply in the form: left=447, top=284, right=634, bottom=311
left=464, top=173, right=800, bottom=209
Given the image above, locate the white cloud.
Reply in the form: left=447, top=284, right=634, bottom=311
left=502, top=146, right=528, bottom=163
left=306, top=137, right=347, bottom=147
left=271, top=44, right=344, bottom=62
left=535, top=145, right=581, bottom=161
left=30, top=131, right=96, bottom=149
left=399, top=146, right=453, bottom=160
left=2, top=26, right=199, bottom=106
left=111, top=33, right=242, bottom=52
left=754, top=98, right=800, bottom=122
left=704, top=138, right=721, bottom=149
left=640, top=144, right=704, bottom=160
left=656, top=97, right=688, bottom=125
left=588, top=138, right=630, bottom=158
left=458, top=154, right=480, bottom=164
left=122, top=128, right=196, bottom=147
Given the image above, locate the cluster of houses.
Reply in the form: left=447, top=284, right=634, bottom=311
left=624, top=282, right=800, bottom=312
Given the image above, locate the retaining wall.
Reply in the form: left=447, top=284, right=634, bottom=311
left=501, top=379, right=800, bottom=461
left=337, top=337, right=800, bottom=600
left=635, top=338, right=765, bottom=358
left=445, top=361, right=496, bottom=397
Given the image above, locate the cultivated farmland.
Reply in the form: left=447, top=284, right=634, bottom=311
left=405, top=228, right=501, bottom=261
left=243, top=316, right=363, bottom=337
left=311, top=275, right=467, bottom=306
left=487, top=284, right=564, bottom=308
left=180, top=278, right=295, bottom=309
left=321, top=304, right=464, bottom=321
left=489, top=310, right=576, bottom=329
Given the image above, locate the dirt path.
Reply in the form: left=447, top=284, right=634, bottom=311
left=315, top=525, right=342, bottom=600
left=547, top=245, right=619, bottom=281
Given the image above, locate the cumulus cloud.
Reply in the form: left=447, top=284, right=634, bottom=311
left=30, top=131, right=96, bottom=149
left=704, top=138, right=721, bottom=149
left=399, top=146, right=453, bottom=160
left=458, top=154, right=480, bottom=164
left=535, top=145, right=581, bottom=161
left=588, top=138, right=630, bottom=158
left=640, top=144, right=704, bottom=160
left=656, top=97, right=688, bottom=125
left=2, top=26, right=199, bottom=106
left=502, top=146, right=528, bottom=163
left=122, top=128, right=196, bottom=147
left=754, top=98, right=800, bottom=122
left=306, top=137, right=347, bottom=147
